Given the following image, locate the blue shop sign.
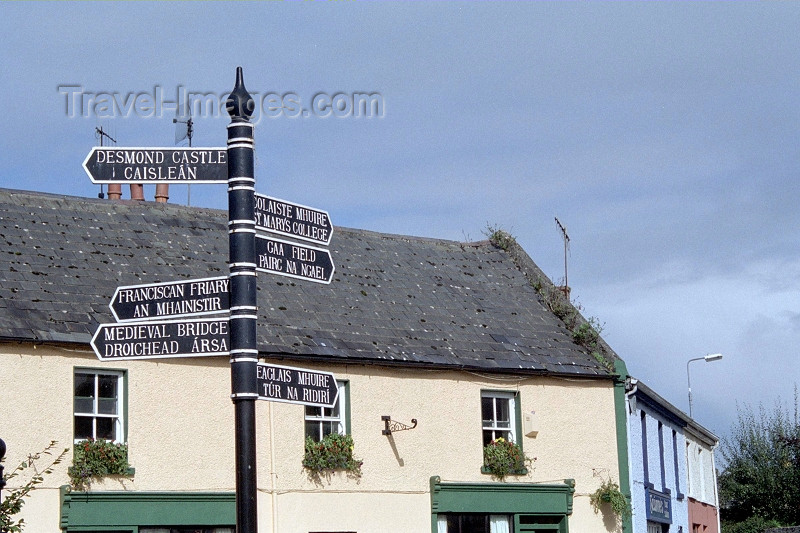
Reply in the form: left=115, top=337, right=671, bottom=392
left=646, top=488, right=672, bottom=524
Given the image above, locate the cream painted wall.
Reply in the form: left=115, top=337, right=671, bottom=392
left=1, top=343, right=620, bottom=532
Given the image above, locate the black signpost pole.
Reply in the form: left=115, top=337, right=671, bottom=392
left=226, top=67, right=258, bottom=533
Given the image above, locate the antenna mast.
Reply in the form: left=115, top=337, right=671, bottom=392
left=174, top=109, right=193, bottom=205
left=95, top=126, right=117, bottom=199
left=555, top=217, right=570, bottom=297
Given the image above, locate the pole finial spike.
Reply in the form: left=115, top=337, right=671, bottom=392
left=227, top=67, right=254, bottom=120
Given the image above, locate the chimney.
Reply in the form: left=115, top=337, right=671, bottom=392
left=107, top=184, right=122, bottom=200
left=155, top=184, right=169, bottom=203
left=130, top=184, right=145, bottom=201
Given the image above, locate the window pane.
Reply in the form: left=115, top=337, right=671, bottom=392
left=74, top=397, right=94, bottom=413
left=462, top=514, right=488, bottom=533
left=98, top=374, right=118, bottom=399
left=75, top=373, right=95, bottom=400
left=305, top=421, right=321, bottom=441
left=306, top=405, right=322, bottom=417
left=96, top=417, right=115, bottom=440
left=75, top=416, right=93, bottom=440
left=495, top=399, right=510, bottom=428
left=98, top=397, right=117, bottom=415
left=447, top=514, right=460, bottom=532
left=481, top=397, right=493, bottom=425
left=322, top=421, right=342, bottom=438
left=483, top=431, right=494, bottom=446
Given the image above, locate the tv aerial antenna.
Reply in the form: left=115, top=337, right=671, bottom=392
left=555, top=217, right=570, bottom=295
left=174, top=102, right=194, bottom=205
left=95, top=126, right=116, bottom=199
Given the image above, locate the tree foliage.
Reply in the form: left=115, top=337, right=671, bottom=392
left=718, top=389, right=800, bottom=530
left=1, top=440, right=69, bottom=533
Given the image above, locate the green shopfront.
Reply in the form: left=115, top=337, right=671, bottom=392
left=430, top=477, right=575, bottom=533
left=59, top=488, right=235, bottom=532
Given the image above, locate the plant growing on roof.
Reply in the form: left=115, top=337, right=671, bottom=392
left=530, top=276, right=615, bottom=372
left=67, top=438, right=130, bottom=491
left=484, top=224, right=516, bottom=251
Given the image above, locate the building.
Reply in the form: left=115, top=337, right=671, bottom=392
left=0, top=188, right=630, bottom=533
left=625, top=379, right=720, bottom=533
left=685, top=421, right=721, bottom=533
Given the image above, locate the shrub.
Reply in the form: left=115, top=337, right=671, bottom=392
left=482, top=437, right=532, bottom=480
left=1, top=440, right=69, bottom=533
left=67, top=439, right=130, bottom=491
left=302, top=433, right=362, bottom=477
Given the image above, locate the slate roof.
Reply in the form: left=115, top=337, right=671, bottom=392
left=0, top=188, right=613, bottom=378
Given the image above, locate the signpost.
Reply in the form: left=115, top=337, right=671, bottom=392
left=85, top=69, right=339, bottom=533
left=90, top=317, right=229, bottom=361
left=83, top=147, right=228, bottom=183
left=256, top=362, right=338, bottom=408
left=255, top=234, right=335, bottom=284
left=254, top=193, right=333, bottom=245
left=109, top=276, right=229, bottom=322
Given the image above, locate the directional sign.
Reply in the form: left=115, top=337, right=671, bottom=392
left=254, top=193, right=333, bottom=246
left=83, top=147, right=227, bottom=184
left=110, top=276, right=229, bottom=322
left=91, top=317, right=229, bottom=361
left=256, top=362, right=339, bottom=408
left=255, top=234, right=334, bottom=284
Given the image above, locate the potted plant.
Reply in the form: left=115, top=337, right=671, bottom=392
left=590, top=478, right=631, bottom=519
left=67, top=438, right=131, bottom=491
left=302, top=433, right=362, bottom=478
left=482, top=437, right=533, bottom=480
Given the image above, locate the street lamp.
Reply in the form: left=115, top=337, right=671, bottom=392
left=687, top=353, right=723, bottom=417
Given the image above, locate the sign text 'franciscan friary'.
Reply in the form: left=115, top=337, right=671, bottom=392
left=109, top=276, right=230, bottom=322
left=83, top=147, right=227, bottom=184
left=91, top=317, right=229, bottom=361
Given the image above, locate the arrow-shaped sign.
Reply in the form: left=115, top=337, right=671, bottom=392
left=255, top=234, right=335, bottom=284
left=83, top=147, right=228, bottom=184
left=256, top=362, right=339, bottom=408
left=110, top=276, right=229, bottom=322
left=91, top=317, right=229, bottom=361
left=254, top=193, right=333, bottom=246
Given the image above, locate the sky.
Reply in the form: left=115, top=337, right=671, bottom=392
left=2, top=2, right=799, bottom=452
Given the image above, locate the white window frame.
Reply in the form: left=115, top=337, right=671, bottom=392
left=481, top=390, right=517, bottom=444
left=73, top=369, right=125, bottom=443
left=304, top=381, right=347, bottom=441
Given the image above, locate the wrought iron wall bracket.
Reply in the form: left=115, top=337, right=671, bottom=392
left=382, top=415, right=417, bottom=435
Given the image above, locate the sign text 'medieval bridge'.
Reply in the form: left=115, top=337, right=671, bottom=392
left=91, top=317, right=229, bottom=361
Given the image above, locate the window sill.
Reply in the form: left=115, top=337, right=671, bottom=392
left=481, top=466, right=528, bottom=476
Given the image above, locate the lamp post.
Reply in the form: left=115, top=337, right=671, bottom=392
left=687, top=353, right=723, bottom=417
left=0, top=437, right=6, bottom=500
